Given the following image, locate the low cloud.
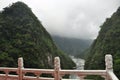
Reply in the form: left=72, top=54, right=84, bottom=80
left=0, top=0, right=120, bottom=39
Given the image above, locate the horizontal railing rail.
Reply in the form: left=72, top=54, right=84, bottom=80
left=60, top=70, right=107, bottom=75
left=0, top=54, right=118, bottom=80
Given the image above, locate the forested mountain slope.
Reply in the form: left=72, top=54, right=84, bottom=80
left=0, top=2, right=75, bottom=69
left=52, top=36, right=92, bottom=58
left=85, top=7, right=120, bottom=79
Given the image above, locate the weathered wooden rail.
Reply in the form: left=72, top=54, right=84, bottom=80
left=0, top=54, right=119, bottom=80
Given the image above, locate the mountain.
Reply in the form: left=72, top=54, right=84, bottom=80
left=85, top=7, right=120, bottom=79
left=52, top=36, right=93, bottom=58
left=0, top=2, right=75, bottom=69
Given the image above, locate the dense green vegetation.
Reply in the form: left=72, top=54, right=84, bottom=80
left=0, top=2, right=75, bottom=69
left=52, top=36, right=92, bottom=58
left=85, top=7, right=120, bottom=79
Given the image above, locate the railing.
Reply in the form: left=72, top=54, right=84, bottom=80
left=0, top=54, right=119, bottom=80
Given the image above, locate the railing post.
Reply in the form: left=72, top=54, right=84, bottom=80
left=105, top=54, right=113, bottom=71
left=18, top=57, right=24, bottom=80
left=5, top=71, right=9, bottom=80
left=54, top=57, right=61, bottom=80
left=105, top=54, right=119, bottom=80
left=105, top=54, right=113, bottom=80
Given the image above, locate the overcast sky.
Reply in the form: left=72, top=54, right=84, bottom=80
left=0, top=0, right=120, bottom=39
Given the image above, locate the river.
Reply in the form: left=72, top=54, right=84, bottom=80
left=69, top=56, right=85, bottom=79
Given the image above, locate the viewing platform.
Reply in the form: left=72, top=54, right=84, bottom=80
left=0, top=54, right=119, bottom=80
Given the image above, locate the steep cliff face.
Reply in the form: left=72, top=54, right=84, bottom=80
left=85, top=7, right=120, bottom=78
left=0, top=2, right=75, bottom=69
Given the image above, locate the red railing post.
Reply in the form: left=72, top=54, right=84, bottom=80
left=54, top=57, right=61, bottom=80
left=18, top=57, right=24, bottom=80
